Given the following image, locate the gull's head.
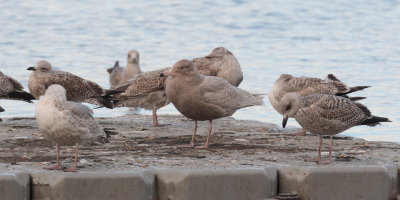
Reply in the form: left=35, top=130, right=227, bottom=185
left=280, top=92, right=302, bottom=128
left=161, top=59, right=196, bottom=77
left=127, top=50, right=139, bottom=64
left=209, top=47, right=233, bottom=57
left=27, top=60, right=53, bottom=73
left=45, top=84, right=67, bottom=101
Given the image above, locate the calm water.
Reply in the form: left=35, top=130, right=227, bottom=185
left=0, top=0, right=399, bottom=142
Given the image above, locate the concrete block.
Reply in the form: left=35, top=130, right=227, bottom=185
left=278, top=165, right=397, bottom=200
left=156, top=168, right=277, bottom=200
left=31, top=171, right=155, bottom=200
left=0, top=172, right=30, bottom=200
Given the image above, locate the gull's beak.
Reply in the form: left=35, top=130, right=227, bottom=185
left=0, top=106, right=4, bottom=112
left=27, top=66, right=35, bottom=71
left=282, top=115, right=289, bottom=128
left=160, top=69, right=173, bottom=77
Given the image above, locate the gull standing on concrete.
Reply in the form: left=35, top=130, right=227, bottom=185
left=280, top=93, right=391, bottom=164
left=107, top=50, right=142, bottom=89
left=110, top=67, right=171, bottom=127
left=28, top=60, right=113, bottom=108
left=162, top=59, right=263, bottom=148
left=269, top=74, right=369, bottom=136
left=35, top=84, right=110, bottom=172
left=109, top=47, right=243, bottom=127
left=0, top=71, right=35, bottom=112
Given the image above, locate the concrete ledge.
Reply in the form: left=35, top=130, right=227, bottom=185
left=30, top=171, right=155, bottom=200
left=0, top=172, right=30, bottom=200
left=278, top=165, right=397, bottom=200
left=155, top=168, right=277, bottom=200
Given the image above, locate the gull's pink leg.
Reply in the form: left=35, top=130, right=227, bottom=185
left=178, top=121, right=197, bottom=148
left=153, top=107, right=169, bottom=127
left=195, top=120, right=213, bottom=149
left=317, top=135, right=323, bottom=164
left=152, top=108, right=156, bottom=127
left=64, top=144, right=78, bottom=172
left=44, top=144, right=62, bottom=170
left=323, top=135, right=333, bottom=164
left=290, top=128, right=307, bottom=136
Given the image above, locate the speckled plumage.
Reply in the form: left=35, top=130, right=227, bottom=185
left=112, top=67, right=171, bottom=110
left=107, top=50, right=142, bottom=89
left=28, top=60, right=113, bottom=108
left=192, top=47, right=243, bottom=87
left=35, top=84, right=107, bottom=146
left=0, top=71, right=35, bottom=103
left=269, top=74, right=369, bottom=116
left=281, top=93, right=390, bottom=163
left=287, top=94, right=375, bottom=135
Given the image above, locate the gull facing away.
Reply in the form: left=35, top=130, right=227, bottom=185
left=28, top=60, right=113, bottom=108
left=269, top=74, right=370, bottom=136
left=107, top=61, right=124, bottom=89
left=162, top=59, right=263, bottom=148
left=0, top=71, right=35, bottom=112
left=35, top=84, right=110, bottom=172
left=281, top=93, right=391, bottom=164
left=109, top=47, right=243, bottom=127
left=107, top=50, right=143, bottom=89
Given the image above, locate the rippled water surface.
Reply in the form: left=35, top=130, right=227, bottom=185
left=0, top=0, right=399, bottom=142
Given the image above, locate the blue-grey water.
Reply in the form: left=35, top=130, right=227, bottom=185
left=0, top=0, right=399, bottom=142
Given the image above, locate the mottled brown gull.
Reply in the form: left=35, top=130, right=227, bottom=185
left=107, top=50, right=142, bottom=89
left=269, top=74, right=370, bottom=136
left=35, top=84, right=109, bottom=172
left=162, top=59, right=263, bottom=148
left=281, top=93, right=391, bottom=164
left=0, top=71, right=35, bottom=104
left=110, top=67, right=170, bottom=127
left=192, top=46, right=243, bottom=87
left=109, top=47, right=243, bottom=127
left=28, top=60, right=113, bottom=108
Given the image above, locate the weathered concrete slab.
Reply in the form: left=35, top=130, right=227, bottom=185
left=0, top=172, right=29, bottom=200
left=278, top=165, right=397, bottom=200
left=156, top=168, right=277, bottom=200
left=30, top=171, right=155, bottom=200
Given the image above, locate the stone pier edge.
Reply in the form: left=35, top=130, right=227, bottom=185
left=1, top=165, right=399, bottom=200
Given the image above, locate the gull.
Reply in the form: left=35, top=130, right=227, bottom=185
left=270, top=74, right=369, bottom=136
left=35, top=84, right=110, bottom=172
left=28, top=60, right=113, bottom=108
left=162, top=59, right=263, bottom=148
left=281, top=93, right=391, bottom=164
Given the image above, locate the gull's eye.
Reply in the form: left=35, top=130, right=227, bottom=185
left=180, top=67, right=184, bottom=70
left=286, top=104, right=292, bottom=111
